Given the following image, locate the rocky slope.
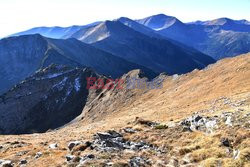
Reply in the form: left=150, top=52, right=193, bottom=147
left=0, top=65, right=106, bottom=134
left=0, top=34, right=156, bottom=94
left=0, top=53, right=249, bottom=167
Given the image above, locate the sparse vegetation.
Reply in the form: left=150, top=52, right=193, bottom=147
left=0, top=54, right=249, bottom=166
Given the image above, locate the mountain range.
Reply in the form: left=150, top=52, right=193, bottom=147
left=137, top=14, right=250, bottom=60
left=70, top=20, right=214, bottom=73
left=10, top=22, right=101, bottom=39
left=1, top=16, right=219, bottom=94
left=10, top=14, right=250, bottom=60
left=1, top=13, right=248, bottom=106
left=0, top=13, right=250, bottom=167
left=0, top=34, right=156, bottom=94
left=0, top=13, right=249, bottom=133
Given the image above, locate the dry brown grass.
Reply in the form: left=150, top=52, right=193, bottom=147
left=0, top=53, right=249, bottom=166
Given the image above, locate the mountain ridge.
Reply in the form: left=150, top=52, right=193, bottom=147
left=8, top=14, right=250, bottom=60
left=137, top=14, right=250, bottom=59
left=70, top=20, right=215, bottom=75
left=0, top=65, right=104, bottom=134
left=10, top=22, right=101, bottom=39
left=0, top=34, right=156, bottom=94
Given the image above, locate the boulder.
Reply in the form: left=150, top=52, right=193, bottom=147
left=71, top=142, right=92, bottom=154
left=66, top=155, right=75, bottom=162
left=49, top=143, right=58, bottom=149
left=181, top=115, right=217, bottom=133
left=123, top=128, right=136, bottom=134
left=0, top=160, right=13, bottom=167
left=92, top=130, right=158, bottom=152
left=95, top=131, right=122, bottom=141
left=221, top=138, right=231, bottom=147
left=68, top=141, right=82, bottom=151
left=19, top=159, right=27, bottom=165
left=78, top=154, right=95, bottom=166
left=233, top=150, right=240, bottom=159
left=35, top=152, right=43, bottom=159
left=225, top=116, right=233, bottom=126
left=135, top=117, right=158, bottom=126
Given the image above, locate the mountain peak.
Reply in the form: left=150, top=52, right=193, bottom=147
left=3, top=33, right=45, bottom=40
left=151, top=13, right=175, bottom=19
left=77, top=20, right=139, bottom=43
left=239, top=19, right=250, bottom=25
left=207, top=17, right=233, bottom=25
left=137, top=14, right=183, bottom=30
left=116, top=17, right=132, bottom=22
left=191, top=18, right=250, bottom=26
left=75, top=21, right=110, bottom=42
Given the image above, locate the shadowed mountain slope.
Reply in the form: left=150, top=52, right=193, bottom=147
left=70, top=20, right=215, bottom=75
left=137, top=14, right=250, bottom=60
left=0, top=34, right=156, bottom=94
left=0, top=65, right=105, bottom=134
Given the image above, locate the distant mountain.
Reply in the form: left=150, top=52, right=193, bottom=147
left=71, top=17, right=164, bottom=41
left=137, top=14, right=250, bottom=60
left=11, top=14, right=250, bottom=60
left=192, top=18, right=250, bottom=32
left=0, top=65, right=104, bottom=134
left=199, top=30, right=250, bottom=60
left=137, top=14, right=206, bottom=48
left=136, top=14, right=182, bottom=31
left=10, top=22, right=101, bottom=39
left=116, top=17, right=164, bottom=39
left=70, top=20, right=215, bottom=75
left=117, top=17, right=211, bottom=64
left=0, top=34, right=156, bottom=94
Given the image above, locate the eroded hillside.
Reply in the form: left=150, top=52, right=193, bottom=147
left=0, top=53, right=249, bottom=167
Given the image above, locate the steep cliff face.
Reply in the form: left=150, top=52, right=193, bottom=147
left=0, top=65, right=104, bottom=134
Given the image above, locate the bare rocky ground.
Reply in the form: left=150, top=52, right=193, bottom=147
left=0, top=53, right=250, bottom=167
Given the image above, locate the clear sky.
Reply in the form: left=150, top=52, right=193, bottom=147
left=0, top=0, right=249, bottom=38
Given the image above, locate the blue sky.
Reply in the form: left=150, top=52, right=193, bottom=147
left=0, top=0, right=249, bottom=37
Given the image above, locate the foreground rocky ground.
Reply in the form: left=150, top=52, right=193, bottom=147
left=0, top=108, right=249, bottom=167
left=0, top=54, right=249, bottom=167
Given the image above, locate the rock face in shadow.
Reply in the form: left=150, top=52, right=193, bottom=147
left=0, top=34, right=156, bottom=94
left=70, top=20, right=215, bottom=74
left=0, top=65, right=104, bottom=134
